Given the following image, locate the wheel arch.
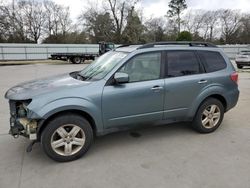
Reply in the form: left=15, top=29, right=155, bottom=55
left=207, top=94, right=227, bottom=111
left=37, top=109, right=97, bottom=140
left=188, top=93, right=228, bottom=120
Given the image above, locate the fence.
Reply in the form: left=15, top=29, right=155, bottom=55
left=0, top=43, right=249, bottom=61
left=0, top=43, right=99, bottom=61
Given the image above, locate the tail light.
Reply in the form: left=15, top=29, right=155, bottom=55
left=230, top=72, right=238, bottom=84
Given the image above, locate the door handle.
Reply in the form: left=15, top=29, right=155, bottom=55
left=151, top=86, right=163, bottom=91
left=198, top=80, right=207, bottom=84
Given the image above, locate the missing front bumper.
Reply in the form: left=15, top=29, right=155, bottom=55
left=9, top=117, right=38, bottom=140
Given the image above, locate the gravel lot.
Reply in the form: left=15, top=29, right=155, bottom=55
left=0, top=63, right=250, bottom=188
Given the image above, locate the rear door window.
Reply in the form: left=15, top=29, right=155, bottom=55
left=197, top=51, right=226, bottom=72
left=166, top=51, right=201, bottom=77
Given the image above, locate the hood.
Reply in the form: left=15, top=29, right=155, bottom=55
left=5, top=72, right=90, bottom=100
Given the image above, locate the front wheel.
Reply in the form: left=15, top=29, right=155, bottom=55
left=41, top=114, right=93, bottom=162
left=192, top=98, right=224, bottom=133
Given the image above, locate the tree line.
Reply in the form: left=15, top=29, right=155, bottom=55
left=0, top=0, right=250, bottom=44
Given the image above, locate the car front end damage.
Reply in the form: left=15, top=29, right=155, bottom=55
left=8, top=99, right=38, bottom=140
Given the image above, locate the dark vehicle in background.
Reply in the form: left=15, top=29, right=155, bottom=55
left=235, top=50, right=250, bottom=69
left=50, top=42, right=115, bottom=64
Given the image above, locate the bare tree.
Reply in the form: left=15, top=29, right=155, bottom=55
left=202, top=10, right=220, bottom=41
left=19, top=0, right=46, bottom=43
left=58, top=6, right=72, bottom=35
left=104, top=0, right=139, bottom=42
left=43, top=0, right=61, bottom=36
left=220, top=9, right=242, bottom=43
left=43, top=0, right=72, bottom=38
left=0, top=0, right=72, bottom=43
left=183, top=9, right=205, bottom=38
left=145, top=17, right=165, bottom=42
left=0, top=0, right=28, bottom=42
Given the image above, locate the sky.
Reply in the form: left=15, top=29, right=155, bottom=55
left=52, top=0, right=250, bottom=20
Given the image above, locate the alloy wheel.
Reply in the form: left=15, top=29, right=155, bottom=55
left=201, top=104, right=221, bottom=129
left=50, top=124, right=85, bottom=156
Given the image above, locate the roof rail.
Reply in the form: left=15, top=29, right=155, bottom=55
left=116, top=44, right=131, bottom=48
left=137, top=41, right=217, bottom=49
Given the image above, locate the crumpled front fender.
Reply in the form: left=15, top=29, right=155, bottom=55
left=28, top=97, right=103, bottom=132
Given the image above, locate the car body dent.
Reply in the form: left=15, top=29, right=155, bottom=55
left=33, top=97, right=103, bottom=132
left=5, top=75, right=106, bottom=134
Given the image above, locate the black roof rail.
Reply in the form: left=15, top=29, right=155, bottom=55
left=116, top=44, right=131, bottom=48
left=137, top=41, right=217, bottom=49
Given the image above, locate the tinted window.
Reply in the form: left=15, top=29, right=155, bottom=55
left=198, top=51, right=226, bottom=72
left=166, top=51, right=200, bottom=77
left=119, top=52, right=161, bottom=82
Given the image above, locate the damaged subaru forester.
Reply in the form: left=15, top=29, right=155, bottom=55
left=5, top=42, right=239, bottom=162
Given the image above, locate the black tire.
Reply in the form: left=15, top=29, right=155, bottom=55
left=72, top=57, right=82, bottom=64
left=41, top=113, right=93, bottom=162
left=237, top=65, right=243, bottom=69
left=192, top=98, right=224, bottom=133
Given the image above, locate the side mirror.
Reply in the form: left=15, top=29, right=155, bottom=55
left=114, top=72, right=129, bottom=84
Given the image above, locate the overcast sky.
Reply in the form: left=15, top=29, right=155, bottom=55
left=53, top=0, right=250, bottom=20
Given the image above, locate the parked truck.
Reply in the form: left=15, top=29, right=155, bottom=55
left=50, top=42, right=115, bottom=64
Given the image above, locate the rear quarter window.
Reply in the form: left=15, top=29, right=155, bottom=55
left=198, top=51, right=227, bottom=72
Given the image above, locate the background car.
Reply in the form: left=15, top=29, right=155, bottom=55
left=235, top=50, right=250, bottom=69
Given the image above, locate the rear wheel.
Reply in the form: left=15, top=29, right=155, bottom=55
left=237, top=64, right=243, bottom=69
left=41, top=114, right=93, bottom=162
left=71, top=57, right=82, bottom=64
left=192, top=98, right=224, bottom=133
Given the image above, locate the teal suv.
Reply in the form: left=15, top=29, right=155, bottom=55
left=5, top=42, right=239, bottom=161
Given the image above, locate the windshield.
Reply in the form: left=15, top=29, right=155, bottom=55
left=79, top=51, right=127, bottom=81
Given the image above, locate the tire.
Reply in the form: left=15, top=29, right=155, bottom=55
left=192, top=98, right=224, bottom=133
left=237, top=65, right=243, bottom=69
left=41, top=113, right=93, bottom=162
left=72, top=57, right=82, bottom=64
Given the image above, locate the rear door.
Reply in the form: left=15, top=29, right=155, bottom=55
left=163, top=50, right=207, bottom=120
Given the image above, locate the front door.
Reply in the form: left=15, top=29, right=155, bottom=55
left=102, top=52, right=164, bottom=128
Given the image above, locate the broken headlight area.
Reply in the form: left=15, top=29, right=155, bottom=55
left=9, top=99, right=38, bottom=140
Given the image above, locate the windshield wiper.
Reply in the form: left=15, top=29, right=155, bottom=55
left=76, top=72, right=89, bottom=81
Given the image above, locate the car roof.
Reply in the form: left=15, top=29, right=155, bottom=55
left=115, top=42, right=219, bottom=53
